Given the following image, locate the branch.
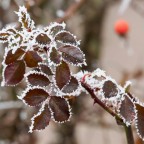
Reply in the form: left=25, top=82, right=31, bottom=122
left=131, top=1, right=144, bottom=17
left=56, top=0, right=86, bottom=23
left=124, top=125, right=135, bottom=144
left=81, top=81, right=135, bottom=144
left=81, top=82, right=122, bottom=122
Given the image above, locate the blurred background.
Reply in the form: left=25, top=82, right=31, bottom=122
left=0, top=0, right=144, bottom=144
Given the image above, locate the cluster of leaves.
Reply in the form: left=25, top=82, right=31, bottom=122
left=0, top=6, right=86, bottom=132
left=1, top=5, right=144, bottom=142
left=77, top=69, right=144, bottom=140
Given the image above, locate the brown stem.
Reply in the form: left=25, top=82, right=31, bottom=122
left=124, top=125, right=135, bottom=144
left=81, top=82, right=122, bottom=121
left=81, top=81, right=135, bottom=144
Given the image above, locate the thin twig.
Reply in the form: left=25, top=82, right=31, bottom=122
left=131, top=1, right=144, bottom=17
left=56, top=0, right=86, bottom=23
left=0, top=101, right=24, bottom=110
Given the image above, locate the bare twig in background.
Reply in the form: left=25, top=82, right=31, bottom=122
left=119, top=0, right=132, bottom=14
left=56, top=0, right=86, bottom=23
left=131, top=1, right=144, bottom=17
left=0, top=101, right=24, bottom=110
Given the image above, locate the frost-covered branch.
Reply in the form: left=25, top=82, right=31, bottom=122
left=56, top=0, right=86, bottom=23
left=75, top=68, right=144, bottom=142
left=81, top=81, right=134, bottom=144
left=81, top=82, right=122, bottom=120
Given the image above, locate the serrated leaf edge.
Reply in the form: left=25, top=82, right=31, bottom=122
left=29, top=100, right=51, bottom=133
left=25, top=70, right=51, bottom=87
left=117, top=94, right=136, bottom=126
left=1, top=60, right=26, bottom=87
left=48, top=96, right=72, bottom=123
left=134, top=101, right=144, bottom=141
left=47, top=46, right=62, bottom=66
left=18, top=86, right=50, bottom=107
left=59, top=44, right=86, bottom=67
left=55, top=30, right=80, bottom=46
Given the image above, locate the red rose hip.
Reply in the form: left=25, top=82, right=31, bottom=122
left=114, top=19, right=129, bottom=36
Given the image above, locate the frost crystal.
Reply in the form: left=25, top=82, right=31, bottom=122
left=15, top=6, right=35, bottom=30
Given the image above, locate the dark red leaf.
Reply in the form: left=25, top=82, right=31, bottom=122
left=36, top=33, right=51, bottom=45
left=62, top=76, right=79, bottom=93
left=27, top=72, right=50, bottom=87
left=6, top=28, right=16, bottom=34
left=32, top=104, right=51, bottom=131
left=5, top=48, right=25, bottom=65
left=23, top=88, right=49, bottom=106
left=21, top=12, right=28, bottom=28
left=0, top=32, right=9, bottom=37
left=50, top=25, right=63, bottom=36
left=20, top=11, right=34, bottom=30
left=102, top=80, right=118, bottom=98
left=49, top=96, right=70, bottom=122
left=33, top=45, right=43, bottom=53
left=0, top=32, right=9, bottom=41
left=0, top=37, right=7, bottom=41
left=59, top=45, right=84, bottom=65
left=119, top=94, right=135, bottom=123
left=39, top=64, right=53, bottom=75
left=4, top=60, right=25, bottom=86
left=15, top=33, right=23, bottom=44
left=135, top=103, right=144, bottom=140
left=50, top=48, right=61, bottom=65
left=24, top=51, right=42, bottom=68
left=55, top=31, right=76, bottom=45
left=56, top=61, right=70, bottom=89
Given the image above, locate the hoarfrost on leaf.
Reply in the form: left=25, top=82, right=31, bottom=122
left=49, top=96, right=71, bottom=122
left=118, top=94, right=135, bottom=125
left=29, top=103, right=51, bottom=132
left=2, top=6, right=144, bottom=140
left=135, top=102, right=144, bottom=140
left=3, top=60, right=25, bottom=86
left=25, top=70, right=51, bottom=87
left=15, top=6, right=35, bottom=30
left=20, top=86, right=50, bottom=107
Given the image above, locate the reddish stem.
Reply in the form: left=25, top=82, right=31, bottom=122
left=81, top=81, right=135, bottom=144
left=81, top=82, right=120, bottom=118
